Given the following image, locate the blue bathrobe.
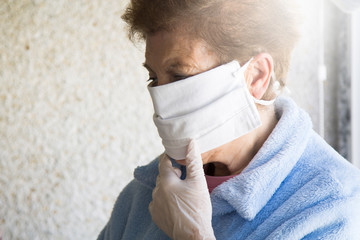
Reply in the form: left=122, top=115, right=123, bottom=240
left=98, top=97, right=360, bottom=240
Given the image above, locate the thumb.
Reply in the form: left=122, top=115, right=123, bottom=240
left=159, top=153, right=181, bottom=179
left=185, top=139, right=204, bottom=180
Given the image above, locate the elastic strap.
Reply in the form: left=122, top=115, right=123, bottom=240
left=237, top=57, right=276, bottom=106
left=253, top=97, right=276, bottom=106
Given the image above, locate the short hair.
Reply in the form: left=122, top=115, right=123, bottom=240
left=122, top=0, right=302, bottom=99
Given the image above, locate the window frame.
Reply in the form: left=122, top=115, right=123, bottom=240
left=351, top=11, right=360, bottom=167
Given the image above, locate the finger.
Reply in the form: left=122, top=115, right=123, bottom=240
left=149, top=183, right=157, bottom=215
left=152, top=183, right=159, bottom=201
left=158, top=153, right=181, bottom=180
left=148, top=200, right=155, bottom=217
left=156, top=175, right=160, bottom=186
left=185, top=139, right=205, bottom=179
left=174, top=167, right=182, bottom=178
left=158, top=153, right=172, bottom=176
left=148, top=200, right=161, bottom=230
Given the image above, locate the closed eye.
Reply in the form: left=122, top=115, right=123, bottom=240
left=147, top=77, right=157, bottom=82
left=173, top=75, right=187, bottom=82
left=147, top=77, right=158, bottom=86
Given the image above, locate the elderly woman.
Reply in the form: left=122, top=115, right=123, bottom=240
left=98, top=0, right=360, bottom=239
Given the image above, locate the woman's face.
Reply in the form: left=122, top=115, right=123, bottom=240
left=144, top=30, right=222, bottom=164
left=143, top=30, right=276, bottom=172
left=144, top=30, right=220, bottom=87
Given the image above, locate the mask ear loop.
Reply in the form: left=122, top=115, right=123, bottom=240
left=254, top=69, right=277, bottom=106
left=253, top=97, right=275, bottom=106
left=240, top=58, right=254, bottom=71
left=238, top=58, right=276, bottom=106
left=233, top=58, right=253, bottom=87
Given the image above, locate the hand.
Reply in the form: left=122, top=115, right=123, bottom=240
left=149, top=140, right=216, bottom=240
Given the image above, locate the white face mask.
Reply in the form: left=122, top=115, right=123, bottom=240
left=147, top=60, right=273, bottom=160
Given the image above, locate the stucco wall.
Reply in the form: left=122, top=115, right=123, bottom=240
left=0, top=0, right=343, bottom=239
left=0, top=1, right=163, bottom=239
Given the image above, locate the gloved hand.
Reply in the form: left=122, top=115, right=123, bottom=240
left=149, top=140, right=216, bottom=240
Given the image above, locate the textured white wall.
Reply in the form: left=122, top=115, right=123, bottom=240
left=0, top=1, right=163, bottom=239
left=0, top=0, right=340, bottom=239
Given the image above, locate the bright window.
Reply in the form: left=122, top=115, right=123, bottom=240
left=351, top=11, right=360, bottom=167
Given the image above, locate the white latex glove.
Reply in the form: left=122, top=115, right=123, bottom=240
left=149, top=140, right=216, bottom=240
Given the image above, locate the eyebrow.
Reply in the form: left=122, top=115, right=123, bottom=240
left=166, top=61, right=194, bottom=73
left=142, top=60, right=195, bottom=74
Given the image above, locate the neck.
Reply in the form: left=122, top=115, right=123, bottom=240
left=203, top=105, right=278, bottom=176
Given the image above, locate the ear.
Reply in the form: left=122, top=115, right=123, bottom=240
left=244, top=53, right=273, bottom=100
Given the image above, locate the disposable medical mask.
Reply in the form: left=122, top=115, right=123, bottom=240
left=147, top=60, right=273, bottom=160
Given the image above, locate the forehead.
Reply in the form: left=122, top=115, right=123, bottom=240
left=146, top=31, right=197, bottom=60
left=145, top=31, right=217, bottom=68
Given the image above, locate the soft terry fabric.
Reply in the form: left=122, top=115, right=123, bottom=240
left=98, top=97, right=360, bottom=240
